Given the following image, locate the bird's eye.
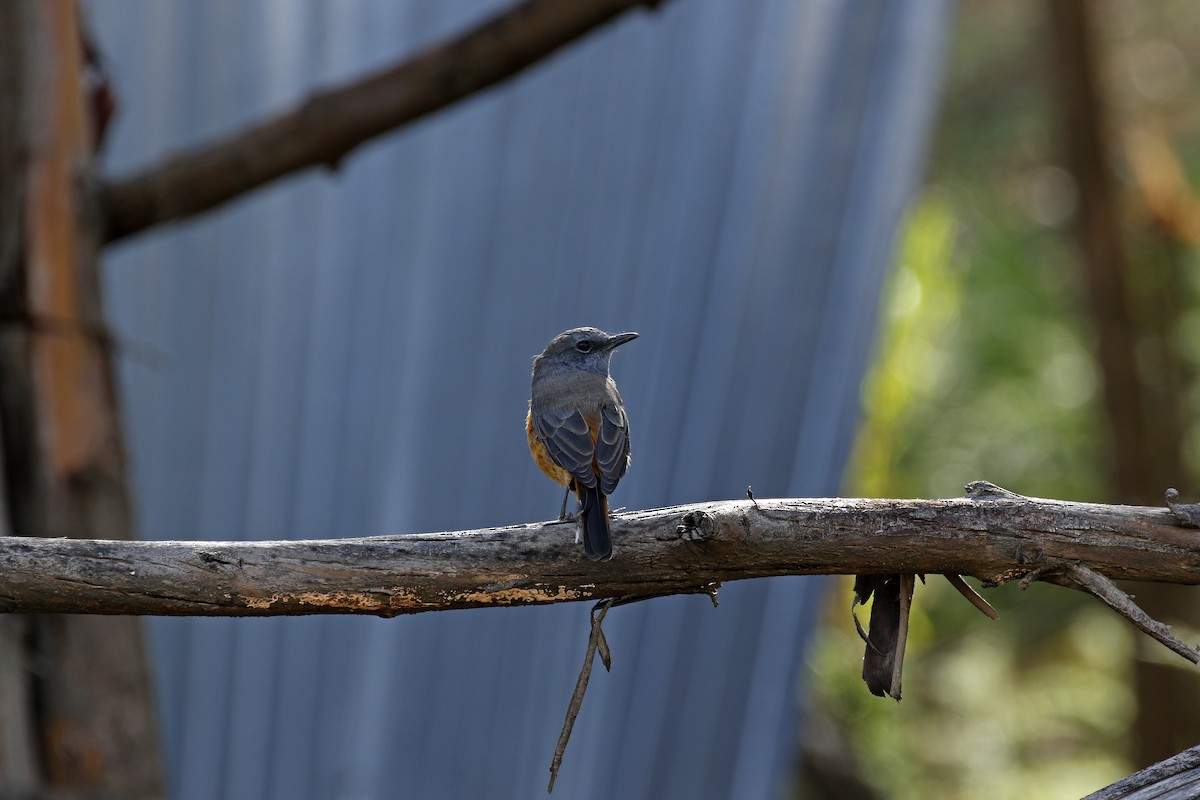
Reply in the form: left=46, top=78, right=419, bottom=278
left=575, top=340, right=594, bottom=353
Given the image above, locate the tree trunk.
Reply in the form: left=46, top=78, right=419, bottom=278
left=1047, top=0, right=1200, bottom=768
left=0, top=1, right=163, bottom=795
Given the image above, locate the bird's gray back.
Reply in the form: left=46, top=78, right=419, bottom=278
left=530, top=362, right=617, bottom=414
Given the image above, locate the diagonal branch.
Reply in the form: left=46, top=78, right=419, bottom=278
left=1084, top=742, right=1200, bottom=799
left=1057, top=561, right=1200, bottom=663
left=99, top=0, right=671, bottom=243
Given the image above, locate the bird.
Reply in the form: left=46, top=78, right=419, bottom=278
left=527, top=327, right=637, bottom=560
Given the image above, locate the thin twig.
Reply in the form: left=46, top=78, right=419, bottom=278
left=545, top=584, right=718, bottom=790
left=943, top=573, right=1000, bottom=620
left=851, top=597, right=882, bottom=657
left=1061, top=561, right=1200, bottom=664
left=548, top=598, right=615, bottom=793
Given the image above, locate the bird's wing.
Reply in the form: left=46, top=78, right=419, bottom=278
left=531, top=406, right=597, bottom=489
left=595, top=402, right=630, bottom=495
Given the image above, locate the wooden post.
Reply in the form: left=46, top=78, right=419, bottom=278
left=0, top=1, right=164, bottom=795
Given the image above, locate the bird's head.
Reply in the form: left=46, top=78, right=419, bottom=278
left=532, top=327, right=638, bottom=377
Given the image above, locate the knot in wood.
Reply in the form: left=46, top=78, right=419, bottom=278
left=677, top=510, right=717, bottom=542
left=964, top=480, right=1023, bottom=501
left=1166, top=488, right=1200, bottom=528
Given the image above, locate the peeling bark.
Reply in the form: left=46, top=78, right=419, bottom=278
left=1, top=488, right=1198, bottom=618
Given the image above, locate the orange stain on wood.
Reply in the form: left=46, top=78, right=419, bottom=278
left=26, top=0, right=108, bottom=479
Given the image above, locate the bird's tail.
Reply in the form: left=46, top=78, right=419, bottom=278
left=579, top=485, right=612, bottom=561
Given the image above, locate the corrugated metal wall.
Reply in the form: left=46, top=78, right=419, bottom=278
left=89, top=0, right=950, bottom=797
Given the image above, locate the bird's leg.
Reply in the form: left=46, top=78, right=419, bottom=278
left=560, top=485, right=584, bottom=545
left=559, top=485, right=577, bottom=522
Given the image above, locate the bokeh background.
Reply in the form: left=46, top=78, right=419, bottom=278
left=807, top=2, right=1200, bottom=798
left=79, top=0, right=1200, bottom=798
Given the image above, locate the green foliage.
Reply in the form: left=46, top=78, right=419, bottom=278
left=795, top=1, right=1200, bottom=793
left=809, top=189, right=1132, bottom=798
left=807, top=581, right=1133, bottom=800
left=852, top=189, right=1105, bottom=503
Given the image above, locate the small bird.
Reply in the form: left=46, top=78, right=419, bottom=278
left=527, top=327, right=637, bottom=560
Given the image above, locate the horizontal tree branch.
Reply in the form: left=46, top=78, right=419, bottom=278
left=99, top=0, right=669, bottom=243
left=2, top=482, right=1199, bottom=618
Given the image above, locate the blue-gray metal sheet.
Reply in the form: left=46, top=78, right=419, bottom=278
left=88, top=0, right=951, bottom=797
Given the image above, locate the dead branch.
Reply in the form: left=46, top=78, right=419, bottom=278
left=0, top=481, right=1195, bottom=616
left=99, top=0, right=671, bottom=243
left=548, top=598, right=614, bottom=793
left=4, top=482, right=1200, bottom=672
left=1084, top=742, right=1200, bottom=799
left=944, top=572, right=999, bottom=620
left=1059, top=561, right=1199, bottom=663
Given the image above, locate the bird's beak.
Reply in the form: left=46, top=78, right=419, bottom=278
left=605, top=332, right=639, bottom=350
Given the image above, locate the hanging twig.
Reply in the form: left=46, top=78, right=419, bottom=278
left=548, top=598, right=615, bottom=793
left=944, top=573, right=1000, bottom=620
left=546, top=585, right=718, bottom=791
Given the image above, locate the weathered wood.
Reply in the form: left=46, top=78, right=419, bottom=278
left=0, top=5, right=40, bottom=793
left=0, top=2, right=163, bottom=795
left=1084, top=744, right=1200, bottom=799
left=100, top=0, right=673, bottom=243
left=2, top=486, right=1199, bottom=617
